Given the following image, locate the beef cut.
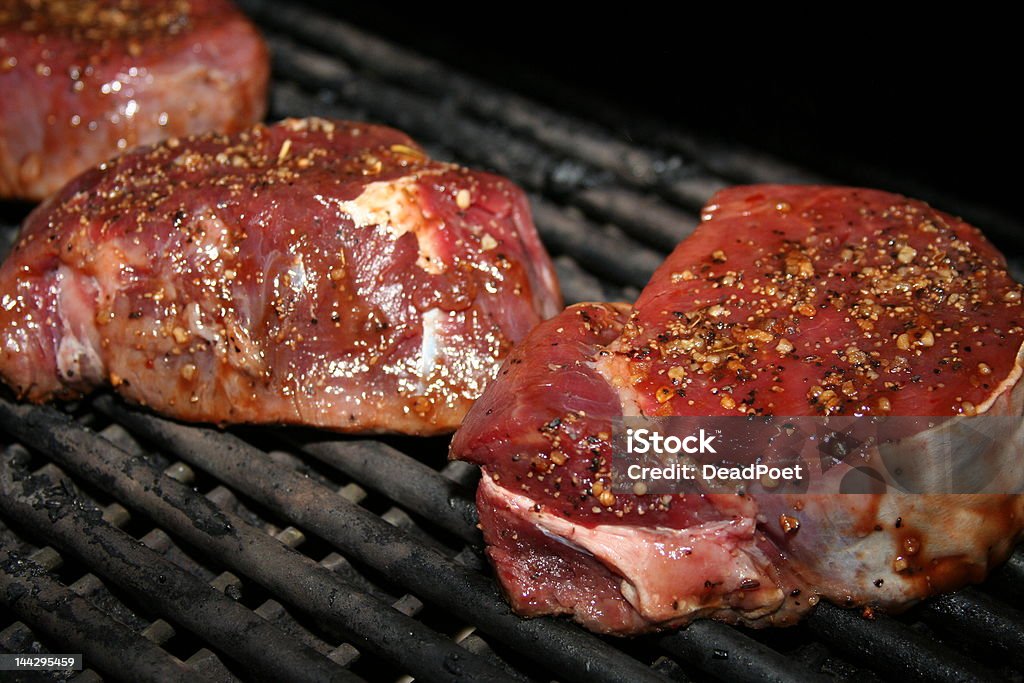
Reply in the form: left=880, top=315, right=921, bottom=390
left=0, top=0, right=268, bottom=200
left=0, top=117, right=561, bottom=434
left=451, top=185, right=1024, bottom=633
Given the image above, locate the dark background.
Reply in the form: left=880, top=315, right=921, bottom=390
left=309, top=7, right=1020, bottom=231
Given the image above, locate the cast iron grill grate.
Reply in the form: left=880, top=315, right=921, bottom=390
left=1, top=2, right=1023, bottom=681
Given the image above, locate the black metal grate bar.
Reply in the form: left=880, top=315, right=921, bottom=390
left=248, top=0, right=1024, bottom=282
left=262, top=34, right=687, bottom=254
left=0, top=545, right=198, bottom=683
left=658, top=623, right=831, bottom=683
left=1, top=442, right=245, bottom=683
left=266, top=75, right=666, bottom=291
left=244, top=0, right=1024, bottom=249
left=0, top=397, right=520, bottom=683
left=989, top=549, right=1024, bottom=606
left=917, top=588, right=1024, bottom=668
left=236, top=0, right=738, bottom=209
left=296, top=436, right=481, bottom=546
left=93, top=396, right=670, bottom=683
left=807, top=603, right=996, bottom=683
left=0, top=461, right=355, bottom=683
left=92, top=398, right=848, bottom=683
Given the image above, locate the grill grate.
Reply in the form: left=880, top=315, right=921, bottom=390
left=2, top=2, right=1024, bottom=681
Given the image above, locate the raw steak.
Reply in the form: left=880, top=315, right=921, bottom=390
left=0, top=117, right=561, bottom=434
left=451, top=185, right=1024, bottom=633
left=0, top=0, right=268, bottom=200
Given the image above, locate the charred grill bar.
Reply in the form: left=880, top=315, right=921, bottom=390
left=1, top=2, right=1023, bottom=681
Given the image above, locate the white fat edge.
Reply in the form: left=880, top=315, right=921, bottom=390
left=482, top=475, right=775, bottom=620
left=876, top=404, right=1024, bottom=495
left=184, top=209, right=232, bottom=266
left=186, top=302, right=220, bottom=345
left=977, top=338, right=1024, bottom=414
left=56, top=334, right=98, bottom=385
left=286, top=253, right=309, bottom=294
left=582, top=308, right=644, bottom=416
left=55, top=266, right=104, bottom=385
left=314, top=169, right=453, bottom=275
left=415, top=307, right=446, bottom=393
left=536, top=525, right=595, bottom=557
left=484, top=474, right=745, bottom=549
left=223, top=317, right=267, bottom=379
left=857, top=339, right=1024, bottom=494
left=589, top=352, right=644, bottom=417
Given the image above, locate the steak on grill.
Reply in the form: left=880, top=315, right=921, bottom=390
left=452, top=185, right=1024, bottom=634
left=0, top=0, right=269, bottom=201
left=0, top=117, right=561, bottom=434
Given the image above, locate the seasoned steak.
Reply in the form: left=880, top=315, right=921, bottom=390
left=452, top=185, right=1024, bottom=634
left=0, top=118, right=561, bottom=434
left=0, top=0, right=268, bottom=200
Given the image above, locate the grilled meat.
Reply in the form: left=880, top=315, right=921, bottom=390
left=0, top=0, right=268, bottom=200
left=452, top=185, right=1024, bottom=634
left=0, top=117, right=561, bottom=434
